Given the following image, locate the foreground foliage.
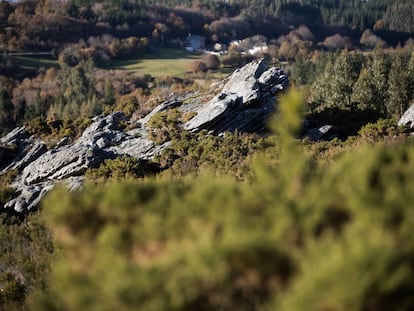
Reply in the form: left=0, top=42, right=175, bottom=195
left=22, top=90, right=414, bottom=310
left=0, top=213, right=53, bottom=311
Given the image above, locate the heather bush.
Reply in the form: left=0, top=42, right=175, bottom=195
left=0, top=212, right=53, bottom=310
left=358, top=118, right=401, bottom=141
left=85, top=157, right=160, bottom=183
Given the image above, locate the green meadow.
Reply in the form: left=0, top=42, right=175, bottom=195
left=104, top=48, right=201, bottom=77
left=7, top=49, right=231, bottom=79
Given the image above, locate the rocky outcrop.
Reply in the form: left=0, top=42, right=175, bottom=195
left=0, top=127, right=27, bottom=146
left=5, top=182, right=54, bottom=213
left=183, top=59, right=288, bottom=133
left=398, top=103, right=414, bottom=128
left=1, top=58, right=289, bottom=213
left=221, top=59, right=267, bottom=104
left=21, top=113, right=128, bottom=185
left=183, top=93, right=243, bottom=131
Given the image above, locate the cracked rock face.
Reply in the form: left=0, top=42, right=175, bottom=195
left=183, top=58, right=289, bottom=133
left=5, top=182, right=55, bottom=213
left=0, top=127, right=27, bottom=146
left=399, top=103, right=414, bottom=128
left=21, top=144, right=108, bottom=185
left=222, top=59, right=267, bottom=104
left=183, top=93, right=243, bottom=131
left=1, top=58, right=289, bottom=213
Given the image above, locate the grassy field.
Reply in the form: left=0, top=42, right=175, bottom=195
left=10, top=54, right=59, bottom=70
left=104, top=48, right=202, bottom=77
left=7, top=49, right=229, bottom=79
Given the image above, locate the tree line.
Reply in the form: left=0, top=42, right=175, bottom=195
left=289, top=47, right=414, bottom=121
left=1, top=0, right=414, bottom=53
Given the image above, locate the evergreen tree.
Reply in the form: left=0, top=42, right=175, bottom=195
left=309, top=56, right=335, bottom=110
left=291, top=55, right=315, bottom=86
left=330, top=51, right=362, bottom=110
left=351, top=66, right=376, bottom=111
left=406, top=50, right=414, bottom=103
left=387, top=51, right=408, bottom=118
left=369, top=48, right=391, bottom=114
left=383, top=0, right=414, bottom=33
left=310, top=51, right=362, bottom=111
left=104, top=79, right=115, bottom=106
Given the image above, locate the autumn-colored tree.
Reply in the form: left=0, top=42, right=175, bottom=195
left=189, top=60, right=207, bottom=73
left=202, top=53, right=220, bottom=70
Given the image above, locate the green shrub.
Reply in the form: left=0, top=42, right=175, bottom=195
left=26, top=117, right=52, bottom=136
left=148, top=108, right=181, bottom=129
left=147, top=109, right=183, bottom=145
left=0, top=170, right=18, bottom=206
left=0, top=212, right=53, bottom=310
left=155, top=130, right=265, bottom=178
left=85, top=156, right=159, bottom=183
left=112, top=96, right=140, bottom=118
left=25, top=116, right=92, bottom=141
left=358, top=118, right=401, bottom=141
left=0, top=187, right=15, bottom=206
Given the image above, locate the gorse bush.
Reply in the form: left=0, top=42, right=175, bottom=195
left=25, top=89, right=414, bottom=310
left=148, top=108, right=182, bottom=145
left=358, top=118, right=401, bottom=141
left=85, top=156, right=160, bottom=183
left=25, top=116, right=92, bottom=141
left=156, top=130, right=265, bottom=178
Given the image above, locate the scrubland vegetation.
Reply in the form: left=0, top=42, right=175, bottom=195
left=1, top=90, right=414, bottom=310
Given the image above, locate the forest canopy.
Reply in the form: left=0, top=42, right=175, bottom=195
left=1, top=0, right=414, bottom=53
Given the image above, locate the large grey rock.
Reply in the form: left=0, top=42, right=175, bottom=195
left=305, top=125, right=336, bottom=141
left=21, top=113, right=128, bottom=185
left=258, top=67, right=289, bottom=93
left=398, top=103, right=414, bottom=128
left=221, top=58, right=267, bottom=104
left=214, top=98, right=275, bottom=133
left=0, top=127, right=27, bottom=145
left=110, top=135, right=155, bottom=160
left=0, top=127, right=34, bottom=171
left=184, top=93, right=243, bottom=131
left=183, top=60, right=288, bottom=133
left=80, top=112, right=127, bottom=147
left=3, top=141, right=47, bottom=173
left=21, top=144, right=106, bottom=185
left=5, top=182, right=54, bottom=213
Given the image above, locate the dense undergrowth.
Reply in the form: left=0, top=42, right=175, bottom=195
left=0, top=90, right=411, bottom=310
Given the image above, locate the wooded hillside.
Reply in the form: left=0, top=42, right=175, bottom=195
left=1, top=0, right=414, bottom=53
